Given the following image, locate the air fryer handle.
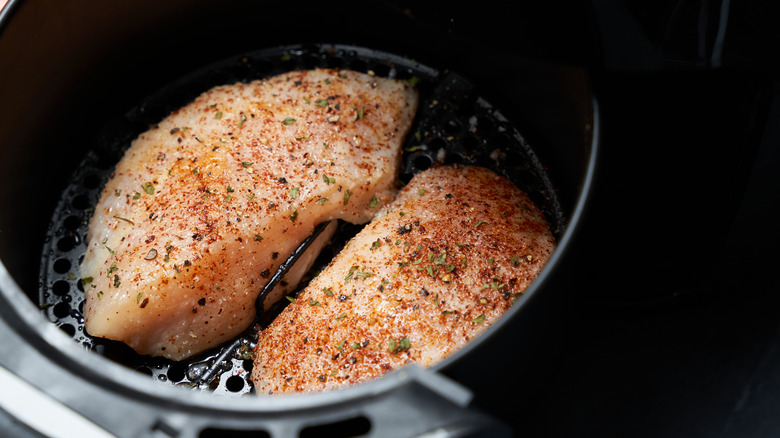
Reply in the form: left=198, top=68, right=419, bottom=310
left=357, top=365, right=511, bottom=438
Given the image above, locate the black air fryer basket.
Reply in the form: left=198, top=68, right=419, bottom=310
left=0, top=1, right=598, bottom=436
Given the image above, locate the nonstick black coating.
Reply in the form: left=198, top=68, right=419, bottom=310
left=38, top=43, right=564, bottom=396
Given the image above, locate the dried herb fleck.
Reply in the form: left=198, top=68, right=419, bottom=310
left=142, top=182, right=155, bottom=195
left=388, top=336, right=411, bottom=354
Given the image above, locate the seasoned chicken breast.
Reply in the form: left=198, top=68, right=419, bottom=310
left=81, top=69, right=419, bottom=361
left=251, top=165, right=555, bottom=394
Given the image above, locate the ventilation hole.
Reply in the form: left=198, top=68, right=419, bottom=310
left=323, top=56, right=345, bottom=69
left=444, top=118, right=461, bottom=135
left=429, top=137, right=447, bottom=150
left=300, top=416, right=372, bottom=438
left=136, top=103, right=168, bottom=125
left=57, top=236, right=78, bottom=252
left=461, top=134, right=480, bottom=151
left=280, top=55, right=298, bottom=71
left=242, top=359, right=253, bottom=373
left=491, top=133, right=510, bottom=149
left=393, top=68, right=413, bottom=81
left=63, top=215, right=82, bottom=231
left=82, top=173, right=101, bottom=189
left=369, top=63, right=391, bottom=77
left=53, top=259, right=71, bottom=274
left=477, top=115, right=494, bottom=134
left=249, top=58, right=274, bottom=76
left=445, top=152, right=464, bottom=165
left=301, top=53, right=323, bottom=69
left=208, top=72, right=230, bottom=88
left=53, top=302, right=70, bottom=319
left=529, top=191, right=548, bottom=210
left=52, top=280, right=70, bottom=296
left=230, top=63, right=254, bottom=82
left=58, top=324, right=75, bottom=337
left=72, top=194, right=90, bottom=210
left=412, top=154, right=433, bottom=171
left=225, top=375, right=245, bottom=392
left=347, top=59, right=368, bottom=73
left=167, top=364, right=186, bottom=382
left=199, top=428, right=270, bottom=438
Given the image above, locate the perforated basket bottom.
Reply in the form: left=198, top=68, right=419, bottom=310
left=38, top=44, right=563, bottom=396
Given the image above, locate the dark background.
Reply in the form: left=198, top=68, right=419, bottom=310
left=423, top=1, right=780, bottom=436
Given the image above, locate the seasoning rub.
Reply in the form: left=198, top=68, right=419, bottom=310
left=252, top=165, right=555, bottom=394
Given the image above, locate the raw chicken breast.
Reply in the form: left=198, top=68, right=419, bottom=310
left=251, top=165, right=555, bottom=394
left=80, top=69, right=419, bottom=361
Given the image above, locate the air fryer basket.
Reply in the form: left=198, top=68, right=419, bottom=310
left=38, top=43, right=567, bottom=396
left=0, top=1, right=598, bottom=436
